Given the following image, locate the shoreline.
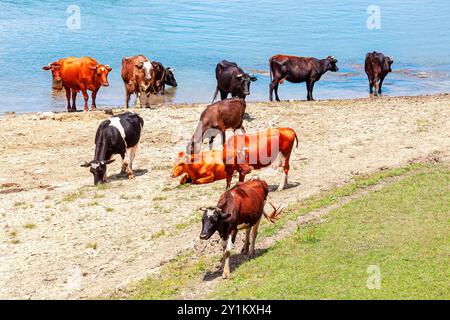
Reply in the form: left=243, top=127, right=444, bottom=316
left=1, top=92, right=450, bottom=117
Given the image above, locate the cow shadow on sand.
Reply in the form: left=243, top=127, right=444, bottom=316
left=202, top=248, right=269, bottom=282
left=267, top=181, right=300, bottom=192
left=108, top=169, right=149, bottom=181
left=243, top=112, right=255, bottom=122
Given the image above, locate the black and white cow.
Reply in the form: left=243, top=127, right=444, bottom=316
left=81, top=112, right=144, bottom=185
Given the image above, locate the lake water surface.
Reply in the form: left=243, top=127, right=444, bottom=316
left=0, top=0, right=449, bottom=113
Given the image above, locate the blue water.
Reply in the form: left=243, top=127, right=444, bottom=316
left=0, top=0, right=449, bottom=113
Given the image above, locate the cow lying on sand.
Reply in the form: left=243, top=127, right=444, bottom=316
left=81, top=112, right=144, bottom=185
left=199, top=178, right=282, bottom=279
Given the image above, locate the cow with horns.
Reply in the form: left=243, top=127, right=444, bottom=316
left=199, top=178, right=283, bottom=279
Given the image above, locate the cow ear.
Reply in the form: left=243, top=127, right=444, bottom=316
left=135, top=62, right=143, bottom=69
left=80, top=161, right=91, bottom=167
left=250, top=76, right=257, bottom=82
left=89, top=65, right=98, bottom=70
left=103, top=159, right=115, bottom=165
left=178, top=151, right=185, bottom=158
left=42, top=66, right=51, bottom=71
left=105, top=65, right=112, bottom=72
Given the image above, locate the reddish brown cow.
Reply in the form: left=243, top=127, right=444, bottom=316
left=42, top=57, right=77, bottom=90
left=189, top=98, right=246, bottom=155
left=364, top=51, right=393, bottom=96
left=121, top=55, right=154, bottom=108
left=223, top=128, right=298, bottom=190
left=55, top=57, right=111, bottom=112
left=199, top=178, right=282, bottom=278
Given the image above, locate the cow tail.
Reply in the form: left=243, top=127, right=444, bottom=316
left=269, top=57, right=274, bottom=84
left=294, top=130, right=299, bottom=148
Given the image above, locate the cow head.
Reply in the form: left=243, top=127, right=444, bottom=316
left=81, top=159, right=115, bottom=185
left=385, top=56, right=394, bottom=72
left=232, top=72, right=257, bottom=97
left=165, top=68, right=178, bottom=87
left=89, top=64, right=112, bottom=86
left=43, top=62, right=62, bottom=89
left=171, top=151, right=187, bottom=178
left=326, top=56, right=339, bottom=72
left=136, top=60, right=153, bottom=82
left=199, top=207, right=231, bottom=240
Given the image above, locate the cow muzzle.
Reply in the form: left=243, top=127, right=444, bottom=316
left=103, top=82, right=110, bottom=87
left=199, top=233, right=210, bottom=240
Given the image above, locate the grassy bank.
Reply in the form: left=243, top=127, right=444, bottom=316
left=117, top=162, right=448, bottom=300
left=212, top=164, right=449, bottom=299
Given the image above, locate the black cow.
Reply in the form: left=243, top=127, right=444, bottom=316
left=364, top=51, right=393, bottom=96
left=149, top=61, right=178, bottom=95
left=212, top=60, right=257, bottom=102
left=269, top=55, right=339, bottom=101
left=81, top=112, right=144, bottom=185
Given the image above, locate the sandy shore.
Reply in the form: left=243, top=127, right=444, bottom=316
left=0, top=94, right=449, bottom=299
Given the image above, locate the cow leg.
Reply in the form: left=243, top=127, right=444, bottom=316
left=270, top=79, right=281, bottom=102
left=278, top=153, right=290, bottom=191
left=368, top=76, right=374, bottom=94
left=126, top=145, right=137, bottom=179
left=241, top=228, right=251, bottom=254
left=222, top=230, right=237, bottom=279
left=195, top=173, right=215, bottom=184
left=91, top=89, right=98, bottom=111
left=208, top=136, right=215, bottom=150
left=225, top=166, right=235, bottom=189
left=378, top=76, right=386, bottom=95
left=81, top=88, right=89, bottom=111
left=309, top=81, right=315, bottom=101
left=125, top=90, right=131, bottom=109
left=373, top=77, right=379, bottom=97
left=249, top=218, right=261, bottom=257
left=70, top=90, right=77, bottom=112
left=64, top=87, right=71, bottom=112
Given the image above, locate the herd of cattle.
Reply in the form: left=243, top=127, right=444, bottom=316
left=42, top=51, right=393, bottom=278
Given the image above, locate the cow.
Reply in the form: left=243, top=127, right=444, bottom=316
left=171, top=150, right=228, bottom=185
left=364, top=51, right=394, bottom=96
left=148, top=61, right=177, bottom=95
left=199, top=178, right=283, bottom=279
left=42, top=57, right=77, bottom=90
left=50, top=57, right=111, bottom=112
left=81, top=112, right=144, bottom=185
left=269, top=55, right=339, bottom=101
left=189, top=98, right=246, bottom=155
left=121, top=55, right=154, bottom=108
left=212, top=60, right=257, bottom=102
left=222, top=128, right=298, bottom=191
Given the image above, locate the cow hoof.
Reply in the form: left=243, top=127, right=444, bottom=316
left=241, top=248, right=249, bottom=255
left=92, top=107, right=97, bottom=111
left=222, top=273, right=230, bottom=279
left=128, top=174, right=136, bottom=180
left=249, top=251, right=255, bottom=258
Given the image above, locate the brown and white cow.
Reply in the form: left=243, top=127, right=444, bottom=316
left=199, top=178, right=282, bottom=279
left=121, top=55, right=154, bottom=108
left=364, top=51, right=393, bottom=96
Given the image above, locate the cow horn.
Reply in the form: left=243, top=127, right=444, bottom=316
left=263, top=201, right=283, bottom=223
left=236, top=74, right=243, bottom=78
left=168, top=68, right=174, bottom=72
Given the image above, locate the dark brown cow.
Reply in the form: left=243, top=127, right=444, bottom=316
left=212, top=60, right=257, bottom=102
left=189, top=98, right=246, bottom=155
left=364, top=51, right=393, bottom=96
left=269, top=54, right=339, bottom=101
left=121, top=55, right=154, bottom=108
left=148, top=61, right=177, bottom=95
left=199, top=178, right=282, bottom=278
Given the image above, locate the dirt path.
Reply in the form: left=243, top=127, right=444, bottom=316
left=0, top=94, right=449, bottom=299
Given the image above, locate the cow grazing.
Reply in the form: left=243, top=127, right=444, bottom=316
left=171, top=150, right=229, bottom=185
left=189, top=98, right=246, bottom=155
left=212, top=60, right=257, bottom=102
left=81, top=112, right=144, bottom=185
left=42, top=57, right=77, bottom=90
left=148, top=61, right=177, bottom=95
left=49, top=57, right=111, bottom=112
left=364, top=51, right=393, bottom=96
left=199, top=178, right=282, bottom=278
left=269, top=55, right=339, bottom=101
left=121, top=55, right=154, bottom=108
left=223, top=128, right=298, bottom=191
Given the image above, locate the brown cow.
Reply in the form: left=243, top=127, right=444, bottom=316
left=54, top=57, right=111, bottom=112
left=223, top=128, right=298, bottom=190
left=121, top=55, right=154, bottom=108
left=189, top=98, right=246, bottom=155
left=199, top=178, right=282, bottom=278
left=42, top=57, right=77, bottom=90
left=148, top=61, right=177, bottom=95
left=269, top=54, right=338, bottom=101
left=364, top=51, right=393, bottom=96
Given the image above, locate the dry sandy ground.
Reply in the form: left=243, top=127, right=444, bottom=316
left=0, top=94, right=449, bottom=299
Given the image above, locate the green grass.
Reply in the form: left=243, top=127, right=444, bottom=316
left=23, top=223, right=37, bottom=230
left=212, top=165, right=450, bottom=299
left=86, top=242, right=98, bottom=250
left=259, top=162, right=426, bottom=238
